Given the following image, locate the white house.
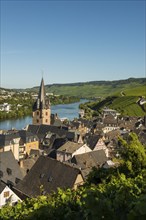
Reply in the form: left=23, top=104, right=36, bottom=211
left=0, top=103, right=11, bottom=112
left=0, top=182, right=22, bottom=208
left=56, top=141, right=92, bottom=162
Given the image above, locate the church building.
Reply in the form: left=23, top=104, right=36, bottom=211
left=32, top=78, right=51, bottom=125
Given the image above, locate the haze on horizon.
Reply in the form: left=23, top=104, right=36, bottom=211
left=1, top=0, right=145, bottom=89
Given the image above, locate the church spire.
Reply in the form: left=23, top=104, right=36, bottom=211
left=38, top=77, right=45, bottom=105
left=32, top=78, right=51, bottom=125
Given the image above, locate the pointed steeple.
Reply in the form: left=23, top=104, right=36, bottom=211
left=32, top=77, right=51, bottom=125
left=33, top=77, right=50, bottom=111
left=38, top=77, right=45, bottom=105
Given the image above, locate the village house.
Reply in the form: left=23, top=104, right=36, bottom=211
left=14, top=156, right=84, bottom=198
left=71, top=150, right=108, bottom=179
left=18, top=130, right=39, bottom=156
left=85, top=134, right=109, bottom=157
left=0, top=151, right=24, bottom=187
left=102, top=107, right=120, bottom=118
left=56, top=141, right=91, bottom=162
left=0, top=181, right=22, bottom=208
left=0, top=132, right=21, bottom=161
left=102, top=114, right=119, bottom=133
left=0, top=130, right=39, bottom=161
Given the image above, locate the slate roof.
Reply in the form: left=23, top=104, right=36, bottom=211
left=105, top=129, right=121, bottom=141
left=0, top=151, right=24, bottom=186
left=15, top=156, right=82, bottom=197
left=57, top=141, right=83, bottom=154
left=0, top=181, right=6, bottom=193
left=103, top=115, right=118, bottom=125
left=52, top=138, right=67, bottom=150
left=27, top=125, right=40, bottom=134
left=78, top=118, right=95, bottom=128
left=71, top=150, right=107, bottom=179
left=27, top=124, right=77, bottom=143
left=71, top=150, right=107, bottom=170
left=0, top=133, right=20, bottom=148
left=18, top=130, right=39, bottom=143
left=66, top=131, right=76, bottom=141
left=20, top=157, right=38, bottom=174
left=85, top=134, right=101, bottom=150
left=38, top=125, right=67, bottom=137
left=27, top=124, right=67, bottom=139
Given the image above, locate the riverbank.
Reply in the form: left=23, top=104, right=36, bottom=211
left=0, top=99, right=88, bottom=130
left=0, top=95, right=80, bottom=121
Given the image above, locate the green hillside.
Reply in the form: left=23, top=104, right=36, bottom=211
left=1, top=78, right=145, bottom=98
left=82, top=96, right=146, bottom=117
left=30, top=77, right=146, bottom=98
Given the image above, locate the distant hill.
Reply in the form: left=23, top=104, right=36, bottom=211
left=30, top=77, right=146, bottom=98
left=1, top=78, right=146, bottom=98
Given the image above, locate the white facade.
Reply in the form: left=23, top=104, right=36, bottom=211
left=102, top=126, right=119, bottom=134
left=72, top=144, right=91, bottom=157
left=93, top=139, right=109, bottom=157
left=57, top=144, right=91, bottom=162
left=0, top=185, right=22, bottom=208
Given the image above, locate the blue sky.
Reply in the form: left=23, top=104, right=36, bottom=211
left=1, top=0, right=145, bottom=88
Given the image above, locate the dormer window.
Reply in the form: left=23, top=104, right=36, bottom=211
left=7, top=168, right=12, bottom=175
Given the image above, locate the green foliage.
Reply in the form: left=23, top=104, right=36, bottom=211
left=119, top=133, right=146, bottom=176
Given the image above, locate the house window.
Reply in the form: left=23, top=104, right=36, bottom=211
left=46, top=119, right=48, bottom=123
left=37, top=111, right=39, bottom=116
left=37, top=119, right=39, bottom=123
left=46, top=112, right=48, bottom=116
left=4, top=191, right=10, bottom=198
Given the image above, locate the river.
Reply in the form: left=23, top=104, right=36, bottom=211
left=0, top=99, right=88, bottom=130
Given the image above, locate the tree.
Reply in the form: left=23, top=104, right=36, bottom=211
left=119, top=132, right=146, bottom=176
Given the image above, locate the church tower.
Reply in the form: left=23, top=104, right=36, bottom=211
left=32, top=78, right=51, bottom=125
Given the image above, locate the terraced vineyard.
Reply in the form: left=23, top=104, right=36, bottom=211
left=83, top=96, right=146, bottom=117
left=110, top=96, right=146, bottom=116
